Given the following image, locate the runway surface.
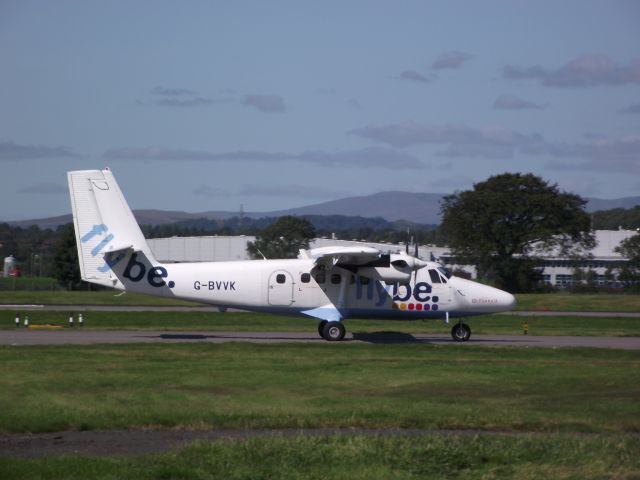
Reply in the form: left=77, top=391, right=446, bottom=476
left=2, top=329, right=639, bottom=349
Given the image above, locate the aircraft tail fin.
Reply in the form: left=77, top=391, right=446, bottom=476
left=67, top=168, right=158, bottom=289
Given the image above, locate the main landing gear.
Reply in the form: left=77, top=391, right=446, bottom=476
left=317, top=320, right=346, bottom=341
left=451, top=321, right=471, bottom=342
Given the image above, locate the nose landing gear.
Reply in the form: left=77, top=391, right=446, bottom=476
left=451, top=321, right=471, bottom=342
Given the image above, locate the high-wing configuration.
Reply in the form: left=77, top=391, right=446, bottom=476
left=68, top=168, right=516, bottom=342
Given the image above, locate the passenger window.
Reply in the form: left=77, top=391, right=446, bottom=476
left=429, top=269, right=441, bottom=284
left=314, top=272, right=326, bottom=284
left=301, top=273, right=311, bottom=283
left=276, top=274, right=286, bottom=284
left=331, top=274, right=341, bottom=284
left=359, top=276, right=370, bottom=285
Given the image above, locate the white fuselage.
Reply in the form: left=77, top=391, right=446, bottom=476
left=111, top=256, right=515, bottom=321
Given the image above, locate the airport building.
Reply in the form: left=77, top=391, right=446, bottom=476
left=146, top=229, right=638, bottom=288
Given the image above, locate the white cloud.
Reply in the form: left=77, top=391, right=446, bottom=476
left=237, top=184, right=344, bottom=199
left=151, top=86, right=197, bottom=96
left=347, top=98, right=363, bottom=110
left=430, top=51, right=473, bottom=70
left=0, top=141, right=79, bottom=160
left=544, top=134, right=640, bottom=173
left=493, top=94, right=545, bottom=110
left=242, top=94, right=286, bottom=113
left=349, top=121, right=542, bottom=157
left=17, top=182, right=67, bottom=195
left=398, top=70, right=434, bottom=84
left=620, top=102, right=640, bottom=114
left=146, top=86, right=233, bottom=108
left=503, top=55, right=640, bottom=87
left=103, top=146, right=423, bottom=169
left=192, top=186, right=231, bottom=197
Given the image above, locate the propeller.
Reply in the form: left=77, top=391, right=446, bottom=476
left=405, top=229, right=411, bottom=254
left=413, top=242, right=419, bottom=284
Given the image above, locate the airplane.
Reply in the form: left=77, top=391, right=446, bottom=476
left=67, top=168, right=516, bottom=342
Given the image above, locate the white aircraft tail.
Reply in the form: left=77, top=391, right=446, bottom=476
left=67, top=168, right=159, bottom=290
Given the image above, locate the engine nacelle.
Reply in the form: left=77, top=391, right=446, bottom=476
left=357, top=266, right=412, bottom=283
left=358, top=252, right=427, bottom=283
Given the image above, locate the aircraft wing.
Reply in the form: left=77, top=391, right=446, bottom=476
left=301, top=246, right=381, bottom=268
left=301, top=245, right=427, bottom=283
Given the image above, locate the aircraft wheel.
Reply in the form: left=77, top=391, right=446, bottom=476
left=451, top=322, right=471, bottom=342
left=317, top=320, right=328, bottom=338
left=322, top=321, right=346, bottom=341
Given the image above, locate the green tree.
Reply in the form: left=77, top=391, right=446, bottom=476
left=247, top=216, right=316, bottom=259
left=615, top=233, right=640, bottom=286
left=615, top=232, right=640, bottom=267
left=441, top=173, right=594, bottom=292
left=52, top=223, right=82, bottom=290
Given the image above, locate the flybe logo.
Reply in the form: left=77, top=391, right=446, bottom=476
left=80, top=224, right=174, bottom=289
left=355, top=279, right=438, bottom=308
left=81, top=224, right=122, bottom=273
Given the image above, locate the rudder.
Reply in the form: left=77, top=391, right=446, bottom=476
left=67, top=168, right=157, bottom=289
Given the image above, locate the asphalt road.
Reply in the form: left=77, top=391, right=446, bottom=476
left=2, top=329, right=639, bottom=349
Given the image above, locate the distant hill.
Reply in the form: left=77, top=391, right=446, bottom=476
left=172, top=214, right=436, bottom=235
left=266, top=191, right=445, bottom=224
left=584, top=197, right=640, bottom=212
left=6, top=192, right=640, bottom=229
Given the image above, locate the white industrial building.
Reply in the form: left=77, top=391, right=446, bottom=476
left=146, top=229, right=637, bottom=288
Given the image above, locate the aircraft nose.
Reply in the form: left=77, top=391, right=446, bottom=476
left=500, top=291, right=517, bottom=310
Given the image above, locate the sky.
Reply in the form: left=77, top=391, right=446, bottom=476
left=1, top=0, right=639, bottom=221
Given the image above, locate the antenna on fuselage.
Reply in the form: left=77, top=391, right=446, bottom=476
left=256, top=248, right=267, bottom=260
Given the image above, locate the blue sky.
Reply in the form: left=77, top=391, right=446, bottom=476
left=1, top=0, right=639, bottom=220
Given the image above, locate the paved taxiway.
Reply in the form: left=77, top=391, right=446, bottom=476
left=2, top=329, right=639, bottom=349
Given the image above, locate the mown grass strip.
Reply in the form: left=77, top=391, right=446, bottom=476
left=515, top=293, right=640, bottom=312
left=1, top=343, right=638, bottom=435
left=2, top=310, right=640, bottom=337
left=1, top=434, right=639, bottom=479
left=0, top=290, right=199, bottom=306
left=2, top=290, right=640, bottom=312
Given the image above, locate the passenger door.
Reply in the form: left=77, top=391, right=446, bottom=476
left=268, top=270, right=294, bottom=306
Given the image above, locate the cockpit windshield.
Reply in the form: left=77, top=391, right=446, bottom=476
left=437, top=267, right=452, bottom=279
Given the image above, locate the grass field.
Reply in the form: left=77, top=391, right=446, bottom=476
left=2, top=310, right=640, bottom=337
left=1, top=343, right=639, bottom=478
left=1, top=343, right=638, bottom=434
left=2, top=289, right=639, bottom=478
left=2, top=290, right=640, bottom=311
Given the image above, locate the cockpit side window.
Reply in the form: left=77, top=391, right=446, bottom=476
left=428, top=269, right=441, bottom=284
